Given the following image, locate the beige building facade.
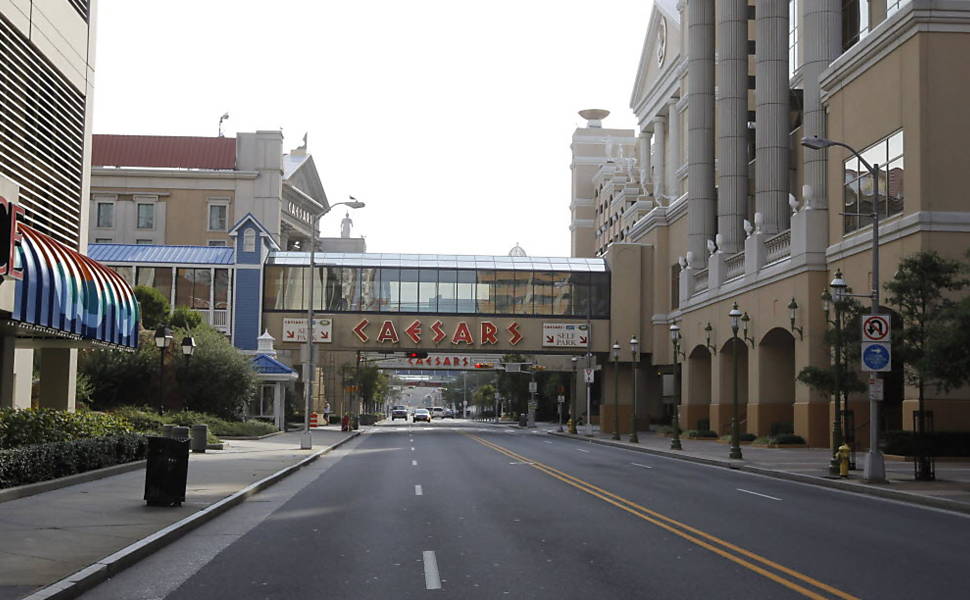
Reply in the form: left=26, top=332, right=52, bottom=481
left=572, top=0, right=970, bottom=447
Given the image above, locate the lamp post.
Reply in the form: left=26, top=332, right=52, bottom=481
left=153, top=326, right=173, bottom=415
left=802, top=135, right=886, bottom=482
left=570, top=356, right=579, bottom=434
left=630, top=335, right=639, bottom=443
left=585, top=352, right=594, bottom=437
left=611, top=341, right=621, bottom=440
left=822, top=273, right=849, bottom=475
left=303, top=198, right=365, bottom=450
left=669, top=325, right=683, bottom=450
left=180, top=336, right=196, bottom=359
left=728, top=303, right=743, bottom=460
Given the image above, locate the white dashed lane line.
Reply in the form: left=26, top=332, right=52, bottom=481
left=412, top=460, right=418, bottom=466
left=737, top=488, right=782, bottom=501
left=415, top=485, right=423, bottom=496
left=423, top=551, right=441, bottom=590
left=576, top=448, right=590, bottom=453
left=631, top=463, right=653, bottom=469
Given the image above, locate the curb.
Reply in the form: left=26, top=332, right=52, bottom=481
left=22, top=431, right=361, bottom=600
left=547, top=431, right=970, bottom=516
left=0, top=460, right=147, bottom=505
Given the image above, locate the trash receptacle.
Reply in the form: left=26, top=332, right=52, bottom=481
left=172, top=426, right=189, bottom=442
left=161, top=424, right=175, bottom=438
left=190, top=424, right=208, bottom=453
left=519, top=414, right=528, bottom=427
left=144, top=436, right=190, bottom=506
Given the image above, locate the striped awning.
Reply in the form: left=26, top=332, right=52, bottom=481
left=10, top=225, right=139, bottom=348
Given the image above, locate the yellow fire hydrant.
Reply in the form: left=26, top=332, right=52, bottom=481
left=838, top=443, right=851, bottom=478
left=567, top=418, right=576, bottom=434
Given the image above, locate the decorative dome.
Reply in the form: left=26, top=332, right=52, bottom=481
left=508, top=243, right=527, bottom=257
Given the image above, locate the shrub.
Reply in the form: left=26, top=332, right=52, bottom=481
left=687, top=429, right=719, bottom=439
left=882, top=431, right=970, bottom=457
left=0, top=433, right=147, bottom=488
left=771, top=433, right=805, bottom=445
left=739, top=432, right=757, bottom=442
left=107, top=407, right=276, bottom=438
left=169, top=306, right=202, bottom=329
left=0, top=408, right=132, bottom=450
left=134, top=285, right=169, bottom=329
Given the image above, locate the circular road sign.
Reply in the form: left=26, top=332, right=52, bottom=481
left=862, top=315, right=890, bottom=342
left=862, top=343, right=891, bottom=371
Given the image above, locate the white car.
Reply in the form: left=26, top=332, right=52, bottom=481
left=430, top=407, right=445, bottom=419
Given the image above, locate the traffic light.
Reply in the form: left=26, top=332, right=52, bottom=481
left=474, top=362, right=492, bottom=369
left=406, top=352, right=429, bottom=359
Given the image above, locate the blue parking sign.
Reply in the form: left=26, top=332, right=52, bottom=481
left=862, top=342, right=891, bottom=372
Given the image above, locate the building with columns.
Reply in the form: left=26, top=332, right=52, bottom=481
left=571, top=0, right=970, bottom=447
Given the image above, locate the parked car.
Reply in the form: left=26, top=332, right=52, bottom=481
left=443, top=408, right=455, bottom=418
left=413, top=408, right=431, bottom=423
left=391, top=405, right=408, bottom=421
left=430, top=407, right=445, bottom=419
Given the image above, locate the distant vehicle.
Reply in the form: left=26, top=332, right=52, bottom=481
left=443, top=408, right=455, bottom=419
left=430, top=407, right=445, bottom=419
left=391, top=406, right=408, bottom=421
left=413, top=408, right=431, bottom=423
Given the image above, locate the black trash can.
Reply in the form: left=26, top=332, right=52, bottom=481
left=519, top=414, right=528, bottom=427
left=144, top=436, right=190, bottom=506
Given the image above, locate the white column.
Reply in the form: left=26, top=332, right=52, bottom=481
left=652, top=116, right=667, bottom=201
left=802, top=0, right=842, bottom=209
left=755, top=0, right=791, bottom=234
left=716, top=0, right=749, bottom=255
left=666, top=98, right=681, bottom=198
left=687, top=0, right=717, bottom=264
left=638, top=129, right=653, bottom=191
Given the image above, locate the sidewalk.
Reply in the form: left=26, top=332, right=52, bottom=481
left=541, top=423, right=970, bottom=513
left=0, top=426, right=359, bottom=600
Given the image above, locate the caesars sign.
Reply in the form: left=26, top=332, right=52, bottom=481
left=0, top=197, right=24, bottom=281
left=352, top=319, right=524, bottom=346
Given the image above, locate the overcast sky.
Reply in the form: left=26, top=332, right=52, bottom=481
left=93, top=0, right=651, bottom=257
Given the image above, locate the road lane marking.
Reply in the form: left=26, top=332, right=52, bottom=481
left=544, top=440, right=553, bottom=444
left=415, top=485, right=423, bottom=496
left=423, top=550, right=441, bottom=590
left=411, top=447, right=415, bottom=451
left=576, top=449, right=590, bottom=453
left=631, top=463, right=653, bottom=469
left=466, top=434, right=857, bottom=600
left=412, top=460, right=418, bottom=466
left=737, top=489, right=782, bottom=501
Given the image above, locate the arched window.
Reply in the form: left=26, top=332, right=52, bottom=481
left=243, top=228, right=256, bottom=252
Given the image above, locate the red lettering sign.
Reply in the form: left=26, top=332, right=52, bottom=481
left=431, top=320, right=447, bottom=344
left=0, top=196, right=24, bottom=280
left=481, top=321, right=498, bottom=345
left=353, top=319, right=369, bottom=342
left=452, top=322, right=473, bottom=345
left=377, top=320, right=399, bottom=343
left=405, top=320, right=422, bottom=344
left=507, top=322, right=523, bottom=345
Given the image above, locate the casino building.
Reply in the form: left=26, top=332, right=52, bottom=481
left=570, top=0, right=970, bottom=447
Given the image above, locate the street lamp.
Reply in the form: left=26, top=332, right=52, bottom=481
left=822, top=272, right=848, bottom=475
left=180, top=336, right=196, bottom=357
left=570, top=356, right=579, bottom=434
left=303, top=198, right=365, bottom=450
left=704, top=322, right=718, bottom=355
left=787, top=298, right=804, bottom=340
left=154, top=326, right=173, bottom=415
left=669, top=325, right=683, bottom=450
left=728, top=303, right=743, bottom=460
left=629, top=335, right=639, bottom=443
left=611, top=341, right=621, bottom=440
left=802, top=135, right=886, bottom=482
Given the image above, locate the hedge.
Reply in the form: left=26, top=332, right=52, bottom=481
left=882, top=431, right=970, bottom=457
left=0, top=408, right=132, bottom=450
left=0, top=433, right=147, bottom=489
left=108, top=407, right=277, bottom=438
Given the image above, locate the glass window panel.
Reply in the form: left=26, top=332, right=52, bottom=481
left=493, top=270, right=516, bottom=314
left=551, top=272, right=572, bottom=315
left=340, top=268, right=360, bottom=311
left=571, top=272, right=591, bottom=317
left=590, top=273, right=611, bottom=318
left=191, top=269, right=212, bottom=309
left=437, top=270, right=458, bottom=313
left=96, top=203, right=113, bottom=228
left=888, top=130, right=903, bottom=161
left=110, top=266, right=134, bottom=287
left=887, top=157, right=904, bottom=216
left=418, top=269, right=438, bottom=313
left=324, top=267, right=342, bottom=311
left=361, top=267, right=380, bottom=311
left=861, top=141, right=886, bottom=171
left=476, top=270, right=496, bottom=313
left=282, top=267, right=306, bottom=310
left=533, top=271, right=554, bottom=315
left=136, top=203, right=154, bottom=229
left=262, top=266, right=285, bottom=309
left=400, top=269, right=419, bottom=312
left=376, top=268, right=398, bottom=312
left=214, top=269, right=230, bottom=309
left=844, top=179, right=860, bottom=233
left=457, top=270, right=476, bottom=313
left=175, top=268, right=194, bottom=308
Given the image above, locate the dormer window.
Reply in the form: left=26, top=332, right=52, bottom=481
left=243, top=229, right=256, bottom=252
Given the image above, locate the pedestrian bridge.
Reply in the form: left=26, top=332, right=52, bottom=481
left=259, top=252, right=613, bottom=354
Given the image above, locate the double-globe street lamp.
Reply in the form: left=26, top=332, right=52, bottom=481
left=611, top=341, right=621, bottom=440
left=630, top=335, right=639, bottom=444
left=570, top=356, right=579, bottom=434
left=669, top=324, right=683, bottom=450
left=822, top=272, right=849, bottom=475
left=303, top=198, right=366, bottom=450
left=802, top=135, right=886, bottom=482
left=728, top=303, right=744, bottom=460
left=154, top=327, right=197, bottom=415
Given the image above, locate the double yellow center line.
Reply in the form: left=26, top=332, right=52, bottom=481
left=467, top=434, right=858, bottom=600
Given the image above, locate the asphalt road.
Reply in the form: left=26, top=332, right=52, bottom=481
left=79, top=421, right=970, bottom=599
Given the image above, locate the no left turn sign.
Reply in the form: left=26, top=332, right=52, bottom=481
left=862, top=315, right=891, bottom=342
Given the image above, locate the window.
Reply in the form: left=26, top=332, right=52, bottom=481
left=95, top=238, right=112, bottom=243
left=96, top=203, right=113, bottom=228
left=788, top=0, right=799, bottom=78
left=137, top=203, right=154, bottom=229
left=136, top=267, right=173, bottom=303
left=176, top=268, right=212, bottom=309
left=214, top=269, right=231, bottom=309
left=208, top=240, right=227, bottom=247
left=886, top=0, right=909, bottom=18
left=243, top=229, right=256, bottom=252
left=208, top=201, right=228, bottom=231
left=843, top=130, right=904, bottom=234
left=136, top=239, right=152, bottom=245
left=842, top=0, right=870, bottom=51
left=109, top=266, right=134, bottom=287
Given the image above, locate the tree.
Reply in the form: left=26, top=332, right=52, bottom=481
left=472, top=384, right=496, bottom=411
left=884, top=251, right=968, bottom=461
left=172, top=325, right=257, bottom=419
left=133, top=285, right=169, bottom=329
left=925, top=295, right=970, bottom=391
left=169, top=306, right=202, bottom=329
left=496, top=353, right=530, bottom=415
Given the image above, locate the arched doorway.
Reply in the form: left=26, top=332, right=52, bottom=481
left=756, top=328, right=796, bottom=437
left=686, top=345, right=712, bottom=431
left=717, top=337, right=749, bottom=436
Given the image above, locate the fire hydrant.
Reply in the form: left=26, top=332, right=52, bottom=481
left=567, top=418, right=576, bottom=434
left=341, top=414, right=350, bottom=432
left=837, top=443, right=851, bottom=478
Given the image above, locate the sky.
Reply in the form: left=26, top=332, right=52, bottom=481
left=92, top=0, right=652, bottom=257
